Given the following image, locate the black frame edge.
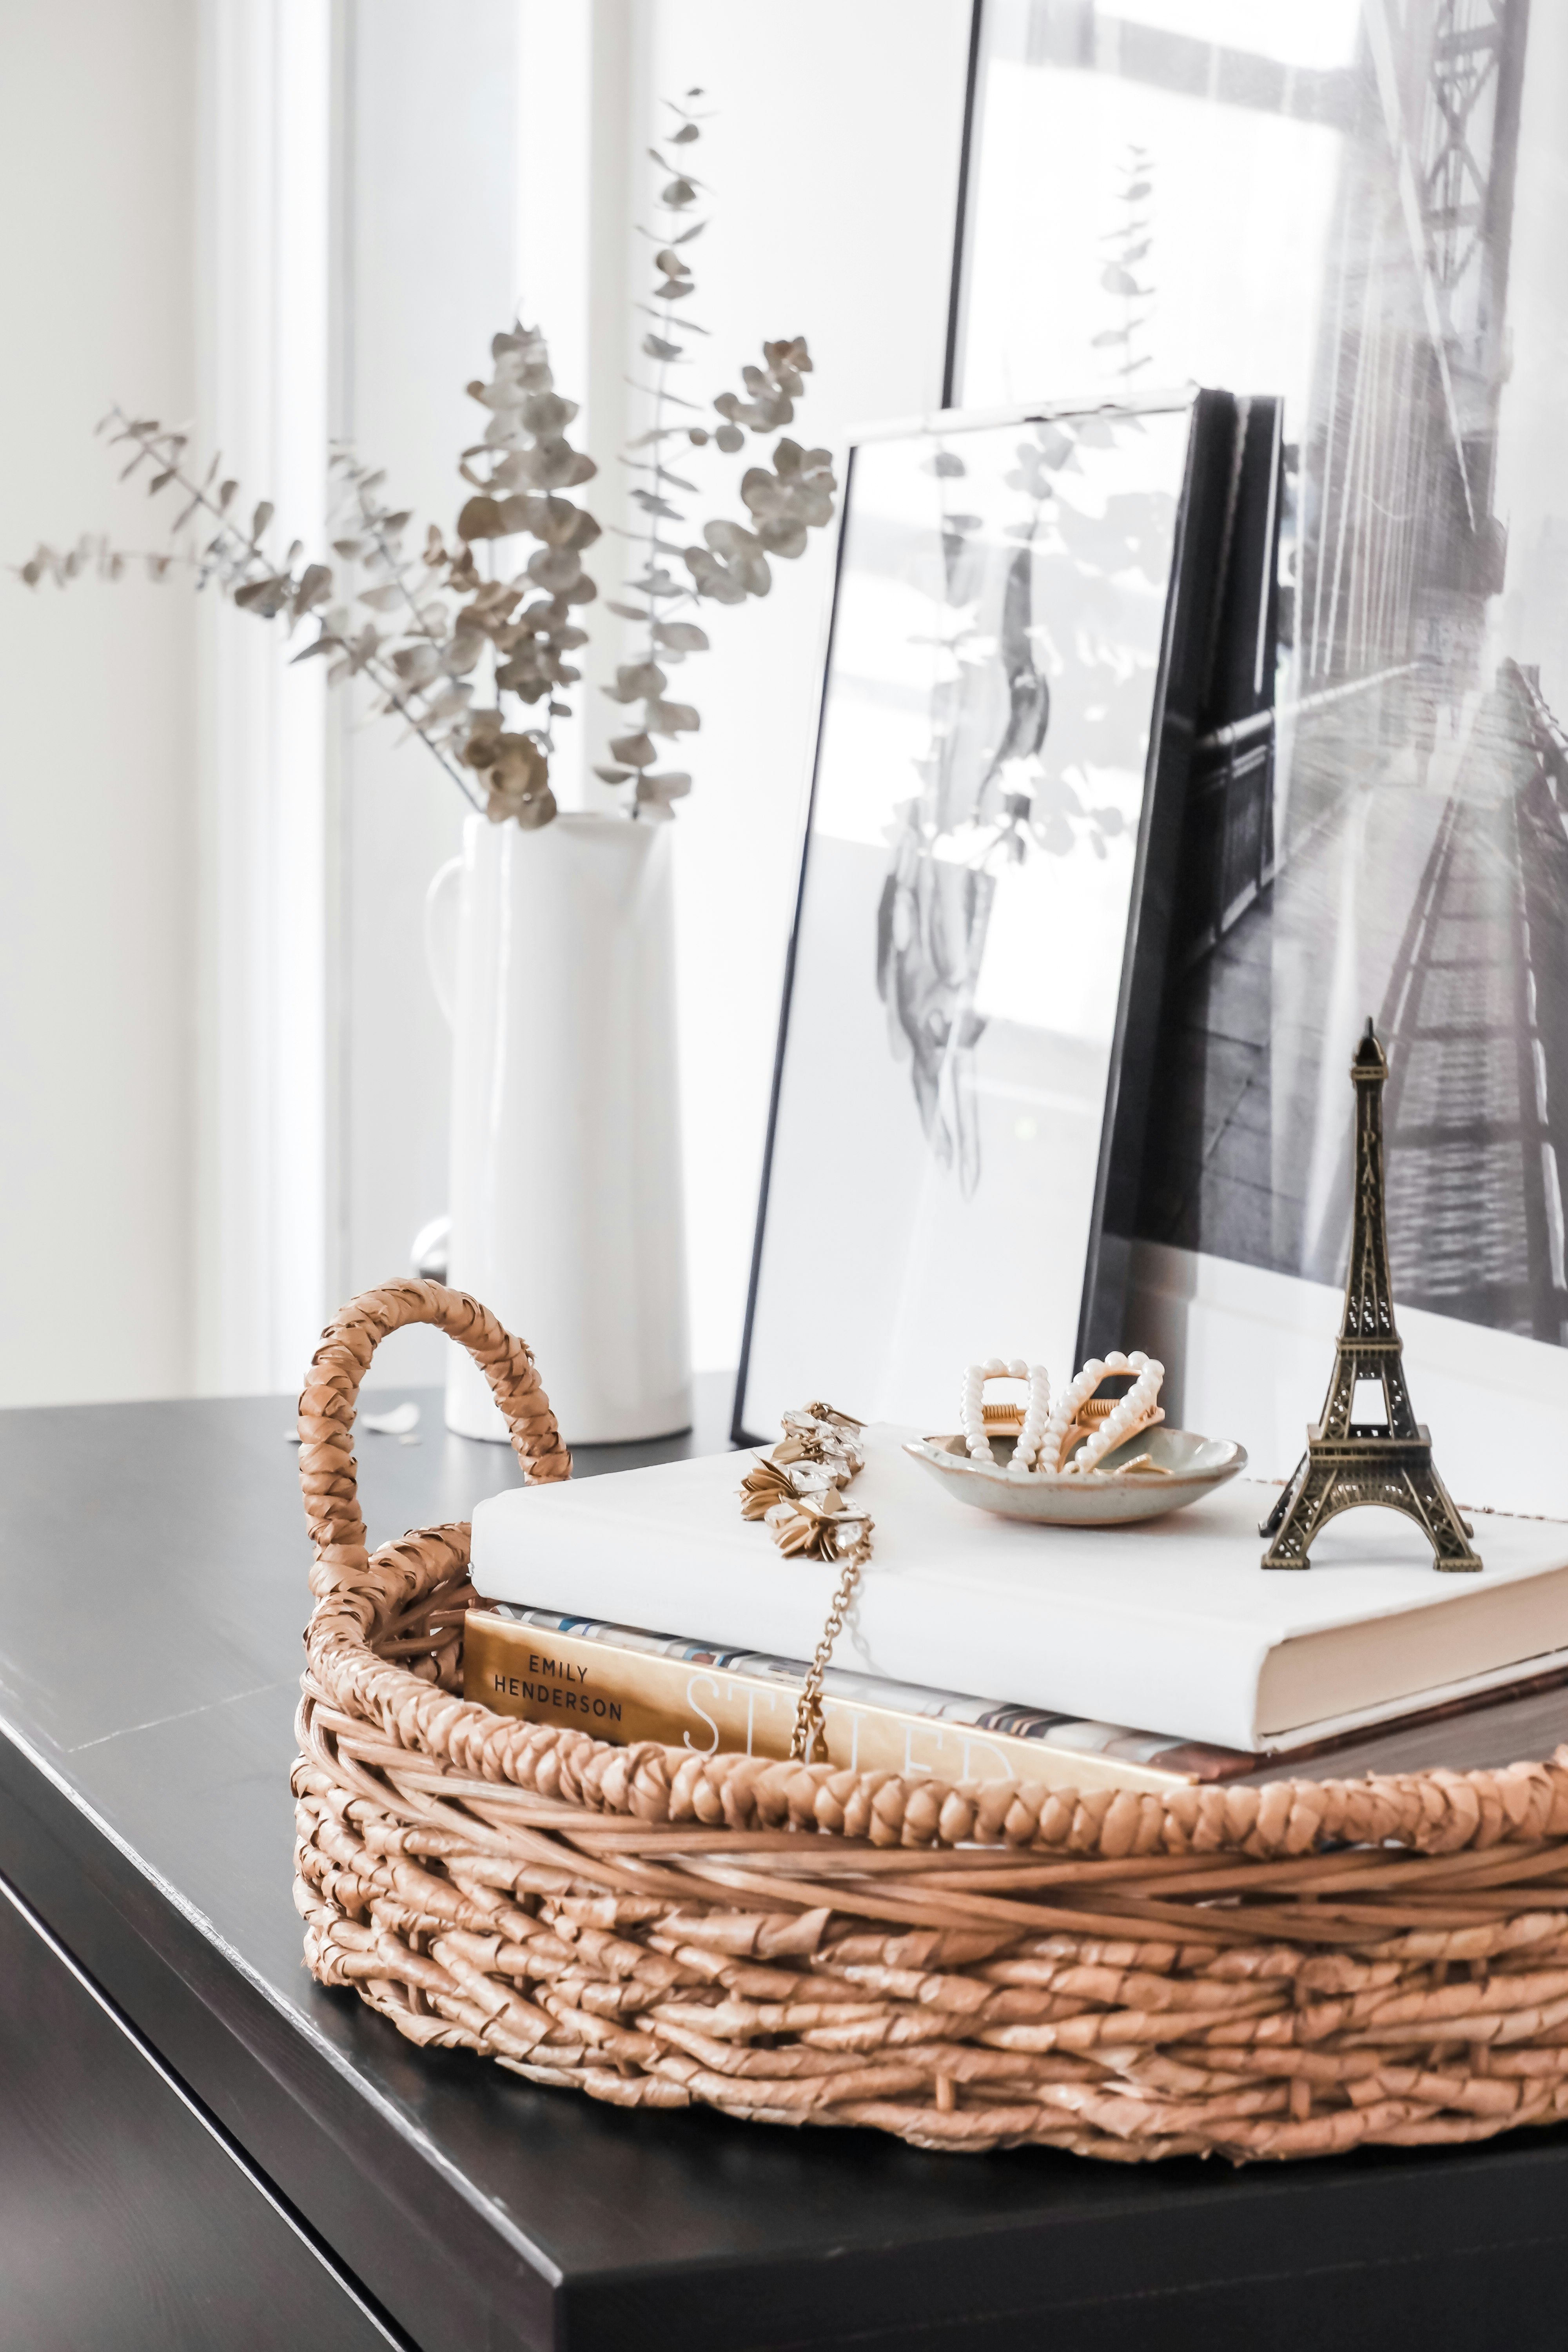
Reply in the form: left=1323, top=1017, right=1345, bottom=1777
left=941, top=0, right=987, bottom=412
left=1076, top=388, right=1240, bottom=1366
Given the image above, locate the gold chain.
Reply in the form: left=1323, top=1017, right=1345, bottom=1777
left=789, top=1527, right=872, bottom=1763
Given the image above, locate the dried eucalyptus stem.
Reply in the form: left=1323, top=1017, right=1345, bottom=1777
left=595, top=90, right=838, bottom=817
left=16, top=95, right=837, bottom=835
left=21, top=416, right=486, bottom=810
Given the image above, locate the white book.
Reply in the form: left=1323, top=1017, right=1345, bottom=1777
left=469, top=1426, right=1568, bottom=1754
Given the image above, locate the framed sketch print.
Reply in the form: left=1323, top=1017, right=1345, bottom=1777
left=733, top=392, right=1238, bottom=1441
left=950, top=0, right=1568, bottom=1515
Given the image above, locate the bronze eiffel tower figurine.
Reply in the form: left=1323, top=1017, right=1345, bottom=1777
left=1260, top=1018, right=1481, bottom=1572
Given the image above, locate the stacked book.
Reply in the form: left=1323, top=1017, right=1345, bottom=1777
left=465, top=1426, right=1568, bottom=1792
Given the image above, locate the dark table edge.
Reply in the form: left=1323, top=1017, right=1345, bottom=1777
left=0, top=1864, right=416, bottom=2348
left=0, top=1697, right=565, bottom=2352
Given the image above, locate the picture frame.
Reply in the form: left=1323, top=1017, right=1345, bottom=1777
left=733, top=390, right=1240, bottom=1442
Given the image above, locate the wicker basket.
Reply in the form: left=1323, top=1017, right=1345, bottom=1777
left=294, top=1282, right=1568, bottom=2162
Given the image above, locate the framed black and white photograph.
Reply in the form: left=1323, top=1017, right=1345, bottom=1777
left=951, top=0, right=1568, bottom=1512
left=734, top=392, right=1234, bottom=1439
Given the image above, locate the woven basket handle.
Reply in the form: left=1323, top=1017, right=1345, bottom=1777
left=298, top=1279, right=570, bottom=1579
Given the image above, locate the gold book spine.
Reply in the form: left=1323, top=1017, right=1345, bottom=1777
left=463, top=1613, right=1196, bottom=1794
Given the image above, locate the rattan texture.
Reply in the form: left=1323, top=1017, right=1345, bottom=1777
left=295, top=1283, right=1568, bottom=2162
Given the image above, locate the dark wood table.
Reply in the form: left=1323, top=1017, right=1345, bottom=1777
left=5, top=1384, right=1568, bottom=2350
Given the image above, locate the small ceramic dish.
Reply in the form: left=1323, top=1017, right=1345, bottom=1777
left=904, top=1425, right=1247, bottom=1526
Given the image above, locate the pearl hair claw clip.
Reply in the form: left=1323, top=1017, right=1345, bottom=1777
left=958, top=1358, right=1051, bottom=1468
left=1051, top=1351, right=1166, bottom=1475
left=958, top=1351, right=1166, bottom=1477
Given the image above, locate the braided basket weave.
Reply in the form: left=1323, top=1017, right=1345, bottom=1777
left=294, top=1282, right=1568, bottom=2163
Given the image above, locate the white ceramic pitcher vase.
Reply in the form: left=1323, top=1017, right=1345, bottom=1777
left=425, top=812, right=692, bottom=1444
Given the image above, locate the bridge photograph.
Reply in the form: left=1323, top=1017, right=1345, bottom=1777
left=1133, top=0, right=1568, bottom=1351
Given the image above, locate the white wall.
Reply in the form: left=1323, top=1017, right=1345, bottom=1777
left=0, top=0, right=199, bottom=1404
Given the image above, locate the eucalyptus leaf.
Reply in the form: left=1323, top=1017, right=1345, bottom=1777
left=631, top=489, right=684, bottom=522
left=390, top=639, right=441, bottom=685
left=683, top=548, right=747, bottom=604
left=292, top=562, right=333, bottom=617
left=521, top=390, right=577, bottom=437
left=653, top=620, right=708, bottom=653
left=647, top=697, right=699, bottom=735
left=233, top=573, right=290, bottom=617
left=608, top=730, right=657, bottom=768
left=457, top=495, right=504, bottom=540
left=528, top=545, right=583, bottom=593
left=757, top=517, right=807, bottom=558
left=704, top=518, right=761, bottom=559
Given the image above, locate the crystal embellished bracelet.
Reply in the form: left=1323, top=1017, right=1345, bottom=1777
left=739, top=1403, right=873, bottom=1764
